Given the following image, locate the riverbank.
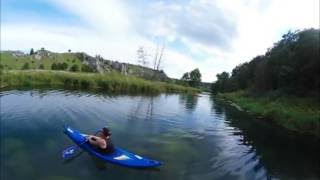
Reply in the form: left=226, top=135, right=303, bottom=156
left=0, top=70, right=200, bottom=94
left=218, top=91, right=320, bottom=137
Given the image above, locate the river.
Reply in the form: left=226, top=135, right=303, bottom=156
left=0, top=89, right=319, bottom=180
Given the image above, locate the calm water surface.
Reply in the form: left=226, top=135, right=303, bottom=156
left=1, top=89, right=319, bottom=180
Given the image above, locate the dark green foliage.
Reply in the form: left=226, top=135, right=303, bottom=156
left=39, top=64, right=44, bottom=69
left=30, top=48, right=34, bottom=55
left=70, top=64, right=79, bottom=72
left=211, top=72, right=233, bottom=94
left=60, top=62, right=68, bottom=70
left=51, top=63, right=58, bottom=70
left=181, top=72, right=190, bottom=81
left=181, top=68, right=202, bottom=87
left=51, top=62, right=68, bottom=70
left=81, top=64, right=94, bottom=72
left=22, top=62, right=30, bottom=70
left=212, top=29, right=320, bottom=96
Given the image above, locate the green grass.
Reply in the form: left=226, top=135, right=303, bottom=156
left=218, top=91, right=320, bottom=137
left=0, top=70, right=200, bottom=94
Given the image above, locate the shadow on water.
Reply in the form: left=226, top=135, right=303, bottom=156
left=209, top=95, right=320, bottom=178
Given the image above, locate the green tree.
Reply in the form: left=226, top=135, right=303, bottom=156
left=211, top=28, right=320, bottom=96
left=181, top=72, right=190, bottom=81
left=181, top=68, right=202, bottom=87
left=189, top=68, right=202, bottom=87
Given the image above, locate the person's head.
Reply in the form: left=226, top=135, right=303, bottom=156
left=102, top=127, right=112, bottom=138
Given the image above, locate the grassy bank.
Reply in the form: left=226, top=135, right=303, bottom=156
left=218, top=91, right=320, bottom=137
left=0, top=70, right=200, bottom=94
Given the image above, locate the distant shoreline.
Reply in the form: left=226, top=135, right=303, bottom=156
left=0, top=70, right=200, bottom=94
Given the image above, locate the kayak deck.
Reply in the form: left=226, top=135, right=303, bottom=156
left=64, top=126, right=162, bottom=168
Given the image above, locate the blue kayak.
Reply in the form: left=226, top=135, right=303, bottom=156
left=64, top=126, right=162, bottom=168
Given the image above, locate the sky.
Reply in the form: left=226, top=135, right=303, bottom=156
left=1, top=0, right=319, bottom=82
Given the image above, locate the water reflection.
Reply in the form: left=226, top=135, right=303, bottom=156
left=1, top=89, right=319, bottom=180
left=178, top=94, right=198, bottom=112
left=209, top=96, right=320, bottom=178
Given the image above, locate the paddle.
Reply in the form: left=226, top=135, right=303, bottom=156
left=62, top=130, right=101, bottom=161
left=62, top=140, right=87, bottom=160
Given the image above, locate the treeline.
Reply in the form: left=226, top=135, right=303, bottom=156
left=212, top=28, right=320, bottom=96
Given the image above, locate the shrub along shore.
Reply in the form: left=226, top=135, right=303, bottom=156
left=0, top=70, right=200, bottom=94
left=218, top=91, right=320, bottom=137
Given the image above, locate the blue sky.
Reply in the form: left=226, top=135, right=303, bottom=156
left=1, top=0, right=319, bottom=82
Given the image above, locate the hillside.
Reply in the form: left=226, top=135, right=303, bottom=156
left=0, top=48, right=168, bottom=81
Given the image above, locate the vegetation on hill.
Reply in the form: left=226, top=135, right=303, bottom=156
left=0, top=48, right=201, bottom=93
left=211, top=28, right=320, bottom=136
left=0, top=51, right=83, bottom=71
left=0, top=49, right=170, bottom=81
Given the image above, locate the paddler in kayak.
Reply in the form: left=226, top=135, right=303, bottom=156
left=86, top=127, right=115, bottom=154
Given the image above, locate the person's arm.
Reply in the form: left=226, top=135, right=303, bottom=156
left=87, top=135, right=106, bottom=149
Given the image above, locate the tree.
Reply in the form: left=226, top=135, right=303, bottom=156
left=189, top=68, right=202, bottom=87
left=68, top=49, right=71, bottom=53
left=181, top=72, right=190, bottom=81
left=30, top=48, right=34, bottom=55
left=70, top=64, right=79, bottom=72
left=211, top=28, right=320, bottom=96
left=22, top=62, right=30, bottom=70
left=153, top=43, right=165, bottom=70
left=181, top=68, right=202, bottom=87
left=137, top=46, right=148, bottom=67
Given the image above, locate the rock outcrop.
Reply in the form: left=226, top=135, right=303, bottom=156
left=77, top=52, right=169, bottom=81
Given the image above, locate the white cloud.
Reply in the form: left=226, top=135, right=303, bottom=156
left=1, top=0, right=319, bottom=82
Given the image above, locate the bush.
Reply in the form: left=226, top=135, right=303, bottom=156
left=60, top=62, right=68, bottom=70
left=22, top=63, right=30, bottom=70
left=51, top=63, right=58, bottom=70
left=39, top=64, right=45, bottom=69
left=81, top=64, right=94, bottom=72
left=70, top=64, right=79, bottom=72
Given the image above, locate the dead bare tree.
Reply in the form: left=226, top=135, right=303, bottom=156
left=153, top=43, right=165, bottom=71
left=137, top=46, right=148, bottom=67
